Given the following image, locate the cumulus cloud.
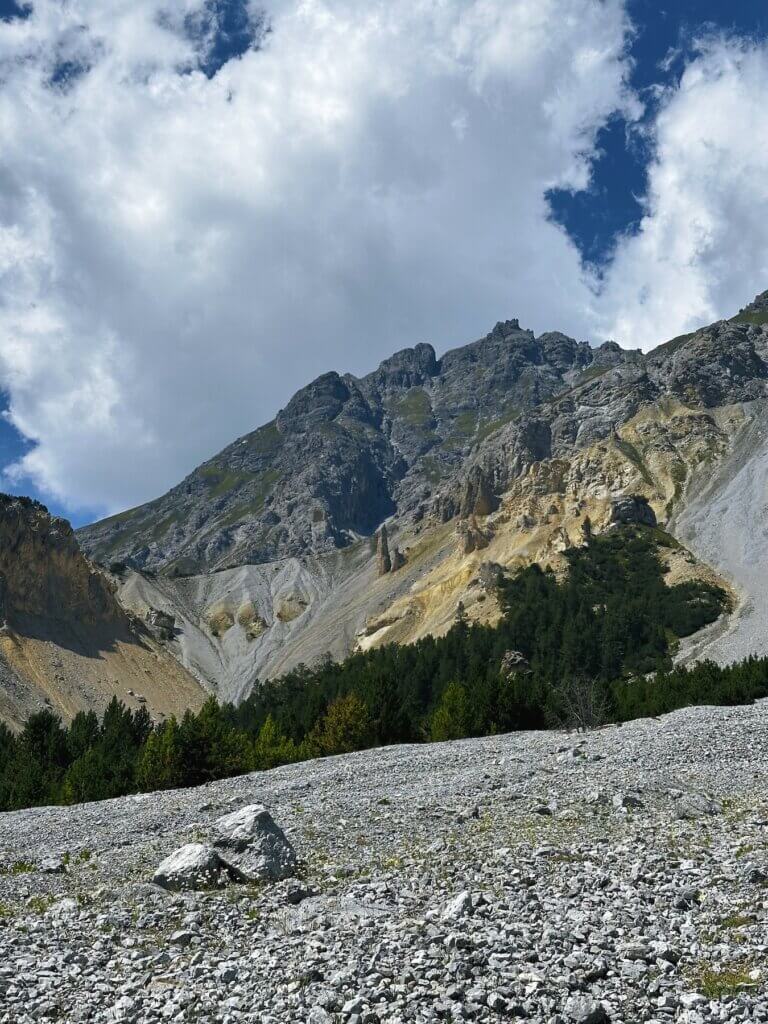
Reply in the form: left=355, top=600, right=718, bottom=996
left=0, top=0, right=635, bottom=515
left=595, top=35, right=768, bottom=348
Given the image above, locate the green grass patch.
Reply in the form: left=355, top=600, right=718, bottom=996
left=614, top=438, right=654, bottom=486
left=247, top=421, right=283, bottom=453
left=732, top=311, right=768, bottom=326
left=575, top=364, right=610, bottom=386
left=652, top=330, right=697, bottom=357
left=476, top=405, right=520, bottom=443
left=441, top=410, right=479, bottom=450
left=392, top=388, right=434, bottom=429
left=720, top=913, right=754, bottom=930
left=150, top=511, right=182, bottom=541
left=0, top=860, right=34, bottom=875
left=689, top=963, right=755, bottom=999
left=217, top=470, right=282, bottom=527
left=419, top=456, right=445, bottom=485
left=199, top=466, right=256, bottom=498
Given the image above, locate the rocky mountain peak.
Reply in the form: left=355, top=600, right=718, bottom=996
left=740, top=289, right=768, bottom=315
left=365, top=342, right=439, bottom=391
left=275, top=371, right=353, bottom=432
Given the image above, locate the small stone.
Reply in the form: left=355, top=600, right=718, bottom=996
left=612, top=792, right=643, bottom=810
left=563, top=994, right=611, bottom=1024
left=674, top=793, right=722, bottom=820
left=342, top=996, right=365, bottom=1015
left=39, top=854, right=67, bottom=874
left=441, top=891, right=473, bottom=921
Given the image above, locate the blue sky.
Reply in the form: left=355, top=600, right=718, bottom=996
left=548, top=1, right=768, bottom=268
left=1, top=0, right=768, bottom=527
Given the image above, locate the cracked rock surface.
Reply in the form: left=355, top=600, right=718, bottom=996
left=3, top=700, right=768, bottom=1022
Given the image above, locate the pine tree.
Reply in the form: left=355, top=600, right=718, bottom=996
left=136, top=717, right=183, bottom=792
left=308, top=693, right=373, bottom=755
left=430, top=681, right=470, bottom=742
left=252, top=714, right=296, bottom=770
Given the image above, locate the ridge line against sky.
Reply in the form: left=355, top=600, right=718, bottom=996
left=0, top=0, right=767, bottom=525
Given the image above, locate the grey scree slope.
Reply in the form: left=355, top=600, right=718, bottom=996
left=2, top=700, right=768, bottom=1022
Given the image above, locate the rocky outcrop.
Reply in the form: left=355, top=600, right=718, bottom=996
left=457, top=516, right=493, bottom=555
left=0, top=495, right=120, bottom=626
left=0, top=495, right=207, bottom=729
left=146, top=608, right=175, bottom=641
left=376, top=524, right=392, bottom=575
left=377, top=524, right=406, bottom=574
left=609, top=495, right=657, bottom=528
left=500, top=650, right=529, bottom=678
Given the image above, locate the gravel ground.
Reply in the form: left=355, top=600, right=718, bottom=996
left=3, top=701, right=768, bottom=1023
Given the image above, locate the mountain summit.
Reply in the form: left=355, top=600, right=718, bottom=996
left=80, top=322, right=636, bottom=574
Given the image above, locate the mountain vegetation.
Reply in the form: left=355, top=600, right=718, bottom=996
left=2, top=525, right=765, bottom=812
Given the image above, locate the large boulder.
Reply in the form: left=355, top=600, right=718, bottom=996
left=500, top=650, right=529, bottom=678
left=153, top=843, right=228, bottom=892
left=213, top=804, right=297, bottom=882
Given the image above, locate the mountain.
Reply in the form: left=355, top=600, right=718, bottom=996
left=72, top=290, right=768, bottom=705
left=81, top=324, right=631, bottom=574
left=0, top=495, right=206, bottom=728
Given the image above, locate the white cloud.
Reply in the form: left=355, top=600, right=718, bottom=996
left=596, top=36, right=768, bottom=348
left=0, top=0, right=637, bottom=515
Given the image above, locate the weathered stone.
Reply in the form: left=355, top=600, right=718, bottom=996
left=152, top=843, right=227, bottom=892
left=563, top=995, right=611, bottom=1023
left=146, top=607, right=176, bottom=641
left=213, top=804, right=297, bottom=882
left=500, top=650, right=529, bottom=678
left=674, top=792, right=722, bottom=820
left=441, top=891, right=473, bottom=921
left=376, top=524, right=392, bottom=576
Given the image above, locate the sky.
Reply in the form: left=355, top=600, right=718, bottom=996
left=0, top=1, right=768, bottom=526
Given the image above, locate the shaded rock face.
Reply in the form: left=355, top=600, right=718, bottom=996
left=146, top=608, right=175, bottom=641
left=79, top=304, right=768, bottom=579
left=610, top=495, right=657, bottom=528
left=0, top=494, right=120, bottom=627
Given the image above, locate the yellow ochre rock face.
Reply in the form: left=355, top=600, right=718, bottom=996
left=355, top=400, right=741, bottom=654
